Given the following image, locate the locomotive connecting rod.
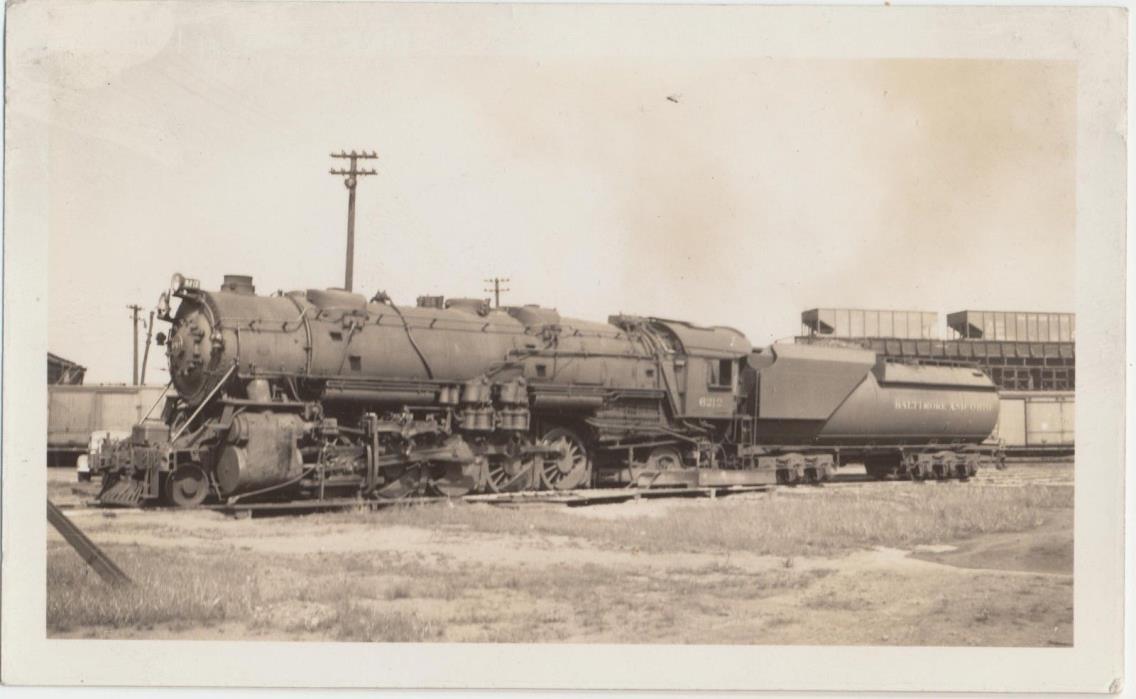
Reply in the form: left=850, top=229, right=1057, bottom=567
left=329, top=150, right=378, bottom=292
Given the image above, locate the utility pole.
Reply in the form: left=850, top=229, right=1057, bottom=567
left=484, top=277, right=510, bottom=308
left=140, top=310, right=155, bottom=385
left=127, top=304, right=142, bottom=385
left=329, top=150, right=378, bottom=292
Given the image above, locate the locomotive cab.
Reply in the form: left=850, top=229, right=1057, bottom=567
left=645, top=319, right=751, bottom=419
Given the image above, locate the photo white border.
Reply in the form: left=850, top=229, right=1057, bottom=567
left=2, top=2, right=1126, bottom=691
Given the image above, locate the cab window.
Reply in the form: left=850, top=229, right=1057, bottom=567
left=707, top=358, right=733, bottom=389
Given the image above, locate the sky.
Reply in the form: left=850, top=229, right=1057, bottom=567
left=15, top=3, right=1077, bottom=383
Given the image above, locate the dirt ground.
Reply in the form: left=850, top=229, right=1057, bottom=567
left=46, top=460, right=1074, bottom=645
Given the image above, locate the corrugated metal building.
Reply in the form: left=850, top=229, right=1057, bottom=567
left=945, top=311, right=1074, bottom=392
left=801, top=308, right=939, bottom=340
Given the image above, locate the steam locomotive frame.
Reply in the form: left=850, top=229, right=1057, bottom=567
left=93, top=273, right=1004, bottom=507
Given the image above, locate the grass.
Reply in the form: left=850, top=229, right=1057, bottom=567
left=47, top=477, right=1073, bottom=643
left=46, top=545, right=260, bottom=632
left=312, top=601, right=443, bottom=642
left=899, top=571, right=1074, bottom=646
left=48, top=476, right=81, bottom=502
left=314, top=482, right=1072, bottom=557
left=47, top=541, right=834, bottom=641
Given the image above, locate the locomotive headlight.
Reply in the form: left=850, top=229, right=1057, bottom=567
left=169, top=272, right=200, bottom=294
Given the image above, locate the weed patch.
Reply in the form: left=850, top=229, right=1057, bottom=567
left=313, top=484, right=1070, bottom=557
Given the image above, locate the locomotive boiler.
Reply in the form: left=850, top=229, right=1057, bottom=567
left=93, top=273, right=1002, bottom=507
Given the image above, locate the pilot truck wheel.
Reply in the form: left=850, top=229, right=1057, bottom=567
left=164, top=465, right=210, bottom=508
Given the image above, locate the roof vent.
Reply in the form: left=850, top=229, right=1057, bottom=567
left=508, top=306, right=561, bottom=327
left=445, top=298, right=491, bottom=316
left=306, top=288, right=367, bottom=312
left=221, top=275, right=255, bottom=295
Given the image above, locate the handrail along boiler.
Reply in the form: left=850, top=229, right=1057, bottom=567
left=93, top=274, right=1004, bottom=507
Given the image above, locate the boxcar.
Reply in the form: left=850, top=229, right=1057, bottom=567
left=992, top=390, right=1074, bottom=455
left=47, top=384, right=167, bottom=466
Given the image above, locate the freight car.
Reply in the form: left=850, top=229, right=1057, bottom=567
left=47, top=384, right=167, bottom=466
left=92, top=274, right=1003, bottom=507
left=992, top=390, right=1074, bottom=456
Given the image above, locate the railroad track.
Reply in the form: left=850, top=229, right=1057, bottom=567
left=65, top=463, right=1070, bottom=517
left=85, top=483, right=777, bottom=517
left=825, top=471, right=1070, bottom=488
left=82, top=487, right=739, bottom=516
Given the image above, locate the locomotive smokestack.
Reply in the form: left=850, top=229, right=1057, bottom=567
left=221, top=275, right=255, bottom=295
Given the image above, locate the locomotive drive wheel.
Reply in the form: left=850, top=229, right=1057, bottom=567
left=164, top=465, right=210, bottom=508
left=374, top=464, right=423, bottom=499
left=540, top=428, right=590, bottom=491
left=428, top=462, right=477, bottom=498
left=486, top=455, right=536, bottom=493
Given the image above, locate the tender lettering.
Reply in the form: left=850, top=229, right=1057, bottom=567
left=893, top=399, right=995, bottom=412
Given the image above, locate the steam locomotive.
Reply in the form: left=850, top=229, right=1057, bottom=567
left=92, top=273, right=1003, bottom=507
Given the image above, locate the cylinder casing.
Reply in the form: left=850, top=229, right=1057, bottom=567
left=215, top=412, right=306, bottom=495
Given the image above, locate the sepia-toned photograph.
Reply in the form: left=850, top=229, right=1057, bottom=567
left=2, top=0, right=1126, bottom=692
